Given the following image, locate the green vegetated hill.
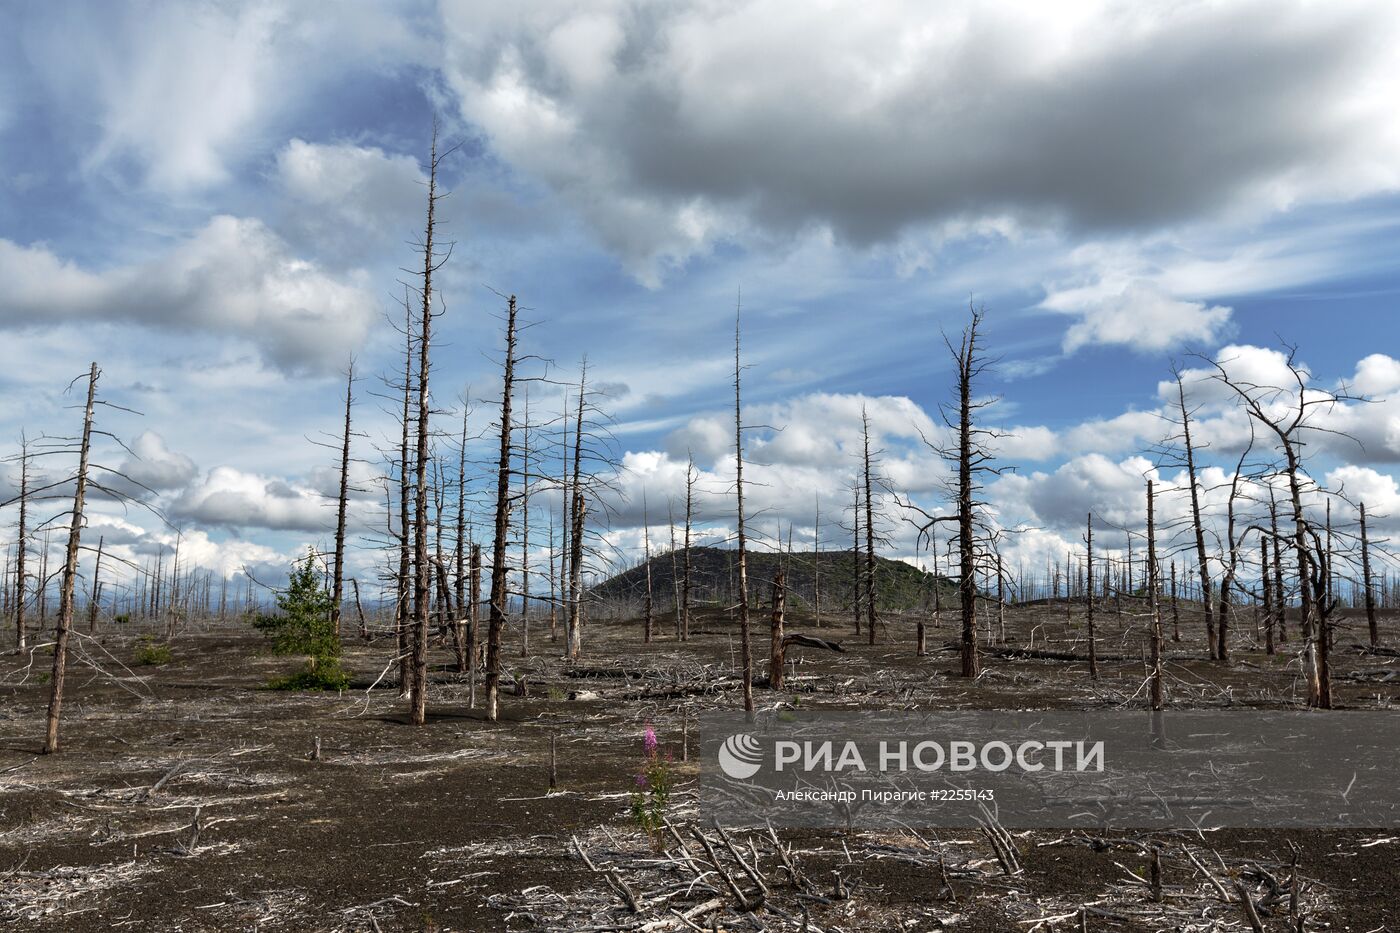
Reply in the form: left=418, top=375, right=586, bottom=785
left=590, top=545, right=957, bottom=613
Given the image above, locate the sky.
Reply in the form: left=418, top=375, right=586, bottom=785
left=3, top=0, right=1400, bottom=604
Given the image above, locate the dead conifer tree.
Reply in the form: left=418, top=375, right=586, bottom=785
left=13, top=434, right=29, bottom=651
left=1085, top=513, right=1097, bottom=679
left=642, top=490, right=654, bottom=644
left=1169, top=366, right=1217, bottom=658
left=1146, top=480, right=1164, bottom=711
left=88, top=535, right=104, bottom=633
left=812, top=493, right=822, bottom=628
left=768, top=569, right=786, bottom=688
left=861, top=406, right=878, bottom=645
left=1206, top=344, right=1364, bottom=709
left=485, top=295, right=519, bottom=722
left=1261, top=534, right=1276, bottom=655
left=453, top=397, right=471, bottom=672
left=733, top=301, right=754, bottom=715
left=1360, top=501, right=1378, bottom=648
left=408, top=128, right=450, bottom=728
left=903, top=308, right=1006, bottom=678
left=396, top=294, right=414, bottom=696
left=45, top=363, right=99, bottom=754
left=1216, top=433, right=1256, bottom=665
left=330, top=360, right=356, bottom=639
left=681, top=454, right=696, bottom=641
left=566, top=367, right=587, bottom=661
left=850, top=480, right=862, bottom=636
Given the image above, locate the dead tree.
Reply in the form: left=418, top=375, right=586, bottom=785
left=1207, top=344, right=1364, bottom=709
left=733, top=302, right=754, bottom=715
left=566, top=368, right=587, bottom=661
left=1261, top=534, right=1276, bottom=655
left=1168, top=367, right=1217, bottom=658
left=850, top=481, right=862, bottom=636
left=1215, top=433, right=1256, bottom=665
left=409, top=129, right=449, bottom=728
left=1361, top=501, right=1378, bottom=648
left=1146, top=480, right=1164, bottom=711
left=681, top=454, right=696, bottom=641
left=904, top=308, right=1005, bottom=678
left=13, top=434, right=29, bottom=650
left=485, top=295, right=519, bottom=722
left=768, top=569, right=786, bottom=688
left=642, top=491, right=654, bottom=644
left=1270, top=491, right=1287, bottom=643
left=45, top=363, right=99, bottom=754
left=1085, top=513, right=1098, bottom=679
left=812, top=493, right=822, bottom=628
left=330, top=360, right=355, bottom=639
left=861, top=407, right=878, bottom=645
left=396, top=294, right=414, bottom=696
left=453, top=397, right=471, bottom=672
left=87, top=535, right=104, bottom=633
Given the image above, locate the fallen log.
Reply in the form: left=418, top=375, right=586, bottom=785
left=782, top=633, right=846, bottom=653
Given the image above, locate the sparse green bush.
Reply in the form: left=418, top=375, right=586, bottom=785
left=114, top=613, right=131, bottom=625
left=253, top=549, right=343, bottom=691
left=134, top=637, right=173, bottom=666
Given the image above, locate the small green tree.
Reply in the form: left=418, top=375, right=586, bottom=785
left=254, top=549, right=346, bottom=690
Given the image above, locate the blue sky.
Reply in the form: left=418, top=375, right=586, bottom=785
left=3, top=1, right=1400, bottom=598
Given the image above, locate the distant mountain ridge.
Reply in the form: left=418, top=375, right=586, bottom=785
left=590, top=545, right=956, bottom=612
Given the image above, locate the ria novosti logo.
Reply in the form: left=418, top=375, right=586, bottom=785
left=717, top=733, right=764, bottom=779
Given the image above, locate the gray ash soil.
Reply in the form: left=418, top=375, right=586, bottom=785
left=1, top=603, right=1397, bottom=931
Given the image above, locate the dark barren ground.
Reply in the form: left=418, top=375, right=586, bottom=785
left=1, top=602, right=1397, bottom=932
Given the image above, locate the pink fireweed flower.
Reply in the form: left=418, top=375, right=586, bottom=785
left=635, top=772, right=649, bottom=788
left=643, top=725, right=658, bottom=756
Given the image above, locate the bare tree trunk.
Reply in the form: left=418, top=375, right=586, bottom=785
left=862, top=408, right=877, bottom=645
left=1169, top=561, right=1180, bottom=642
left=1147, top=480, right=1163, bottom=711
left=1086, top=513, right=1097, bottom=679
left=397, top=295, right=413, bottom=697
left=1271, top=494, right=1287, bottom=643
left=331, top=361, right=354, bottom=639
left=1176, top=372, right=1216, bottom=659
left=734, top=305, right=754, bottom=716
left=14, top=438, right=28, bottom=650
left=768, top=570, right=786, bottom=689
left=454, top=404, right=469, bottom=671
left=1361, top=501, right=1378, bottom=648
left=486, top=295, right=518, bottom=722
left=812, top=494, right=822, bottom=629
left=682, top=456, right=695, bottom=641
left=851, top=481, right=861, bottom=636
left=409, top=130, right=442, bottom=728
left=87, top=535, right=104, bottom=633
left=1261, top=535, right=1275, bottom=656
left=469, top=543, right=481, bottom=708
left=45, top=362, right=99, bottom=754
left=567, top=369, right=587, bottom=661
left=519, top=392, right=531, bottom=659
left=956, top=321, right=980, bottom=678
left=642, top=493, right=654, bottom=644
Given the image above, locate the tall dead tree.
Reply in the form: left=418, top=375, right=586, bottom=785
left=453, top=398, right=471, bottom=672
left=87, top=536, right=104, bottom=633
left=1261, top=534, right=1275, bottom=655
left=861, top=407, right=879, bottom=645
left=1085, top=513, right=1097, bottom=679
left=1215, top=433, right=1255, bottom=665
left=396, top=294, right=414, bottom=696
left=1208, top=345, right=1362, bottom=709
left=733, top=303, right=754, bottom=716
left=768, top=569, right=786, bottom=689
left=1147, top=480, right=1164, bottom=711
left=905, top=309, right=1003, bottom=678
left=331, top=361, right=355, bottom=639
left=409, top=129, right=448, bottom=728
left=642, top=491, right=654, bottom=644
left=485, top=295, right=518, bottom=722
left=850, top=480, right=862, bottom=636
left=812, top=493, right=822, bottom=628
left=1270, top=491, right=1287, bottom=642
left=13, top=435, right=29, bottom=650
left=45, top=363, right=99, bottom=754
left=566, top=366, right=587, bottom=661
left=681, top=455, right=696, bottom=641
left=1360, top=501, right=1378, bottom=648
left=1172, top=368, right=1217, bottom=659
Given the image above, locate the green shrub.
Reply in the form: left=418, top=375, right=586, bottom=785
left=135, top=637, right=173, bottom=666
left=253, top=549, right=343, bottom=691
left=268, top=659, right=350, bottom=692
